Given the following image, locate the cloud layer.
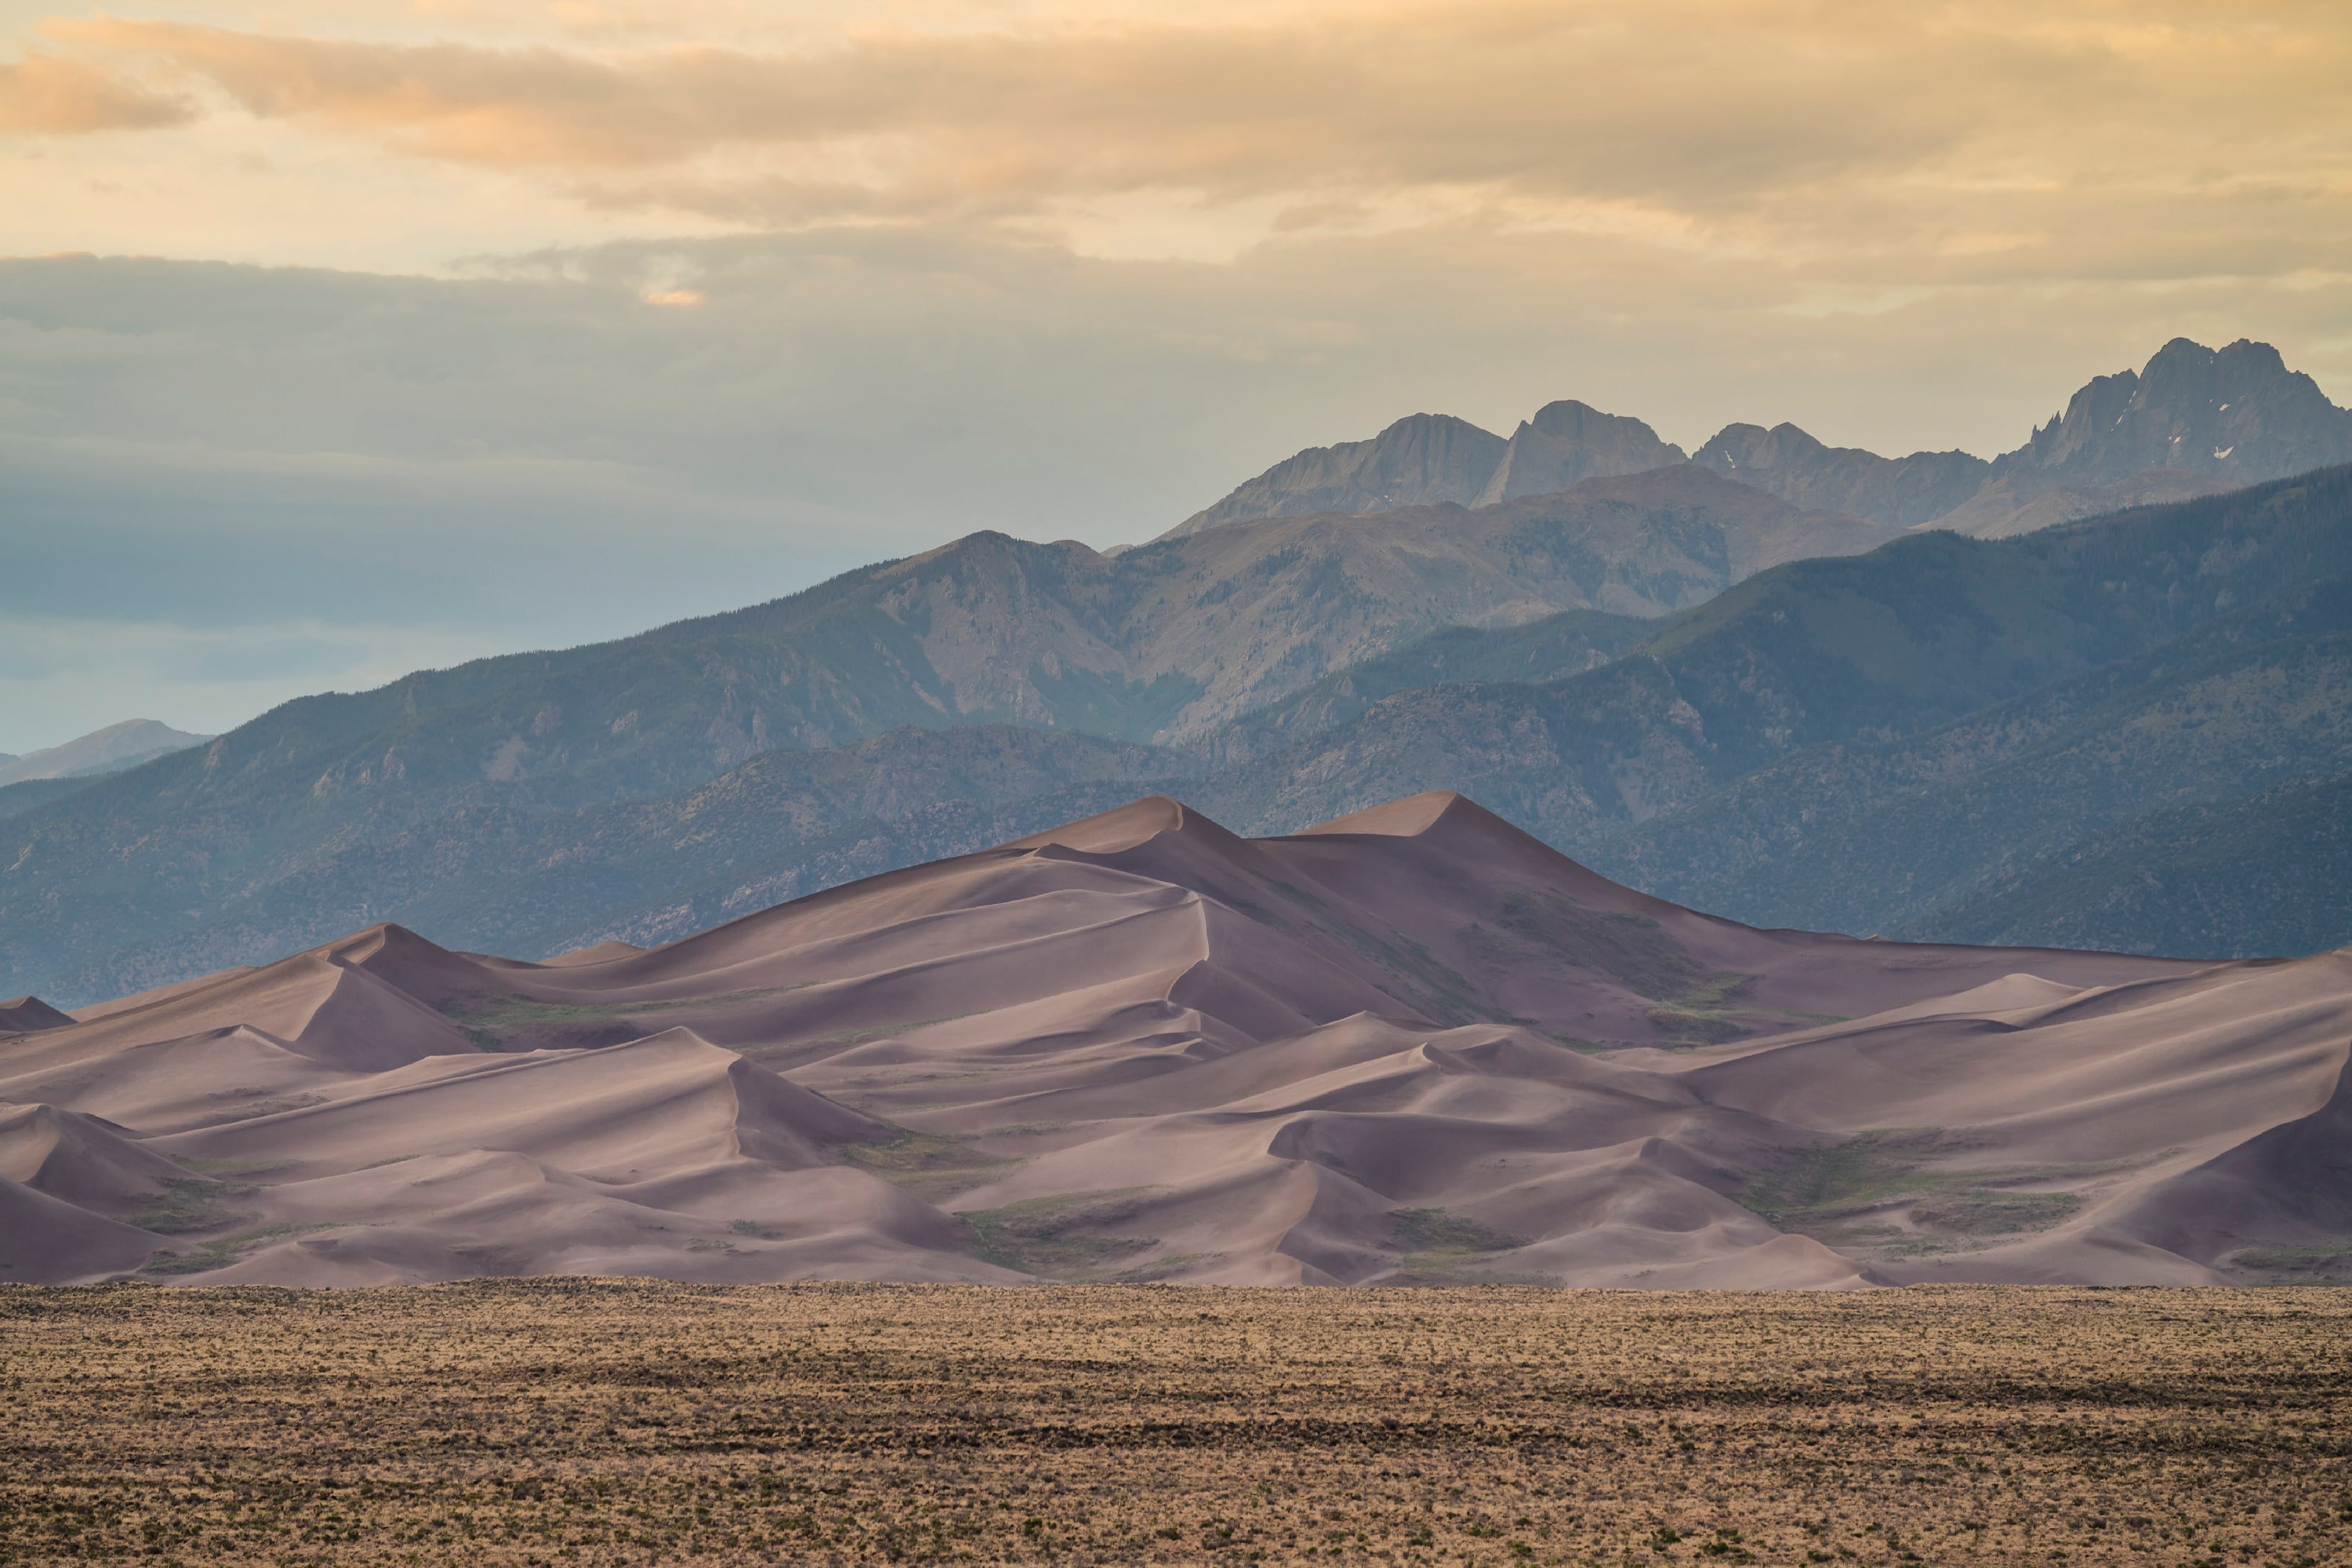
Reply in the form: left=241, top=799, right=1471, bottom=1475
left=16, top=2, right=2352, bottom=274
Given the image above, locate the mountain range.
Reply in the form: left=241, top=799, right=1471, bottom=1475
left=0, top=720, right=211, bottom=791
left=0, top=466, right=1899, bottom=1002
left=5, top=333, right=2350, bottom=1294
left=5, top=793, right=2346, bottom=1289
left=2, top=342, right=2349, bottom=1011
left=1175, top=338, right=2352, bottom=538
left=1162, top=401, right=1688, bottom=539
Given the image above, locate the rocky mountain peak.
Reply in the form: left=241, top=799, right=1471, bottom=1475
left=1997, top=336, right=2352, bottom=488
left=1163, top=398, right=1688, bottom=540
left=1472, top=399, right=1686, bottom=506
left=1163, top=336, right=2349, bottom=543
left=0, top=720, right=216, bottom=789
left=1689, top=423, right=1990, bottom=528
left=1160, top=412, right=1507, bottom=539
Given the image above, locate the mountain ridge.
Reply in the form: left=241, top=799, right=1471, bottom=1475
left=0, top=465, right=1903, bottom=1004
left=1169, top=337, right=2351, bottom=538
left=0, top=720, right=213, bottom=789
left=9, top=464, right=2348, bottom=1004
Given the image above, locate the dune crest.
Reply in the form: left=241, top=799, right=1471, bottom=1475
left=2, top=794, right=2344, bottom=1288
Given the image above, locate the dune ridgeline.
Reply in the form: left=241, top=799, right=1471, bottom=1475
left=5, top=791, right=2347, bottom=1290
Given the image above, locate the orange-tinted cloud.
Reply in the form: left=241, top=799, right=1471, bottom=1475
left=24, top=0, right=2344, bottom=279
left=0, top=8, right=2211, bottom=192
left=0, top=49, right=192, bottom=132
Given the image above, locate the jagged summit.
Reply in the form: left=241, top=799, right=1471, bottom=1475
left=1160, top=412, right=1508, bottom=539
left=1995, top=336, right=2352, bottom=488
left=1690, top=423, right=1990, bottom=528
left=1472, top=400, right=1685, bottom=506
left=1167, top=338, right=2350, bottom=539
left=1162, top=399, right=1684, bottom=540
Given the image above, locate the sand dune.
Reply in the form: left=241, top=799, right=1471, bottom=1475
left=0, top=996, right=74, bottom=1033
left=2, top=792, right=2343, bottom=1287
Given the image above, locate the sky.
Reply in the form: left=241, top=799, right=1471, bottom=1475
left=2, top=0, right=2350, bottom=753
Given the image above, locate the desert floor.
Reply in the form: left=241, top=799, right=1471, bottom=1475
left=2, top=1283, right=2345, bottom=1567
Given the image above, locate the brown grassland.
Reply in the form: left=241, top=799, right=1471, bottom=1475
left=1, top=1283, right=2347, bottom=1568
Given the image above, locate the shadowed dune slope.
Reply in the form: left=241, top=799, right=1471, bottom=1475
left=0, top=996, right=74, bottom=1033
left=2, top=793, right=2343, bottom=1289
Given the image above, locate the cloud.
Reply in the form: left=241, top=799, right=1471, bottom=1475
left=7, top=0, right=2336, bottom=307
left=32, top=5, right=2334, bottom=221
left=52, top=8, right=1973, bottom=214
left=0, top=49, right=193, bottom=132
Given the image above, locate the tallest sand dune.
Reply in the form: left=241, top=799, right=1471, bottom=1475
left=3, top=793, right=2347, bottom=1288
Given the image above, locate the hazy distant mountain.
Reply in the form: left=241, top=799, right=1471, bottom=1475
left=1679, top=339, right=2350, bottom=534
left=1688, top=423, right=1990, bottom=527
left=0, top=720, right=212, bottom=788
left=1929, top=468, right=2234, bottom=539
left=1470, top=400, right=1686, bottom=504
left=1994, top=337, right=2352, bottom=488
left=1160, top=412, right=1506, bottom=539
left=1164, top=400, right=1684, bottom=539
left=1169, top=336, right=2351, bottom=537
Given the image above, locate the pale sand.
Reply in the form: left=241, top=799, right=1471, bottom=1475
left=2, top=793, right=2343, bottom=1287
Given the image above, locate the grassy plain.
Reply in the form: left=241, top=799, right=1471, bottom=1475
left=1, top=1284, right=2346, bottom=1567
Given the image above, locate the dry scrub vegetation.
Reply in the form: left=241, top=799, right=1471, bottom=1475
left=2, top=1284, right=2347, bottom=1567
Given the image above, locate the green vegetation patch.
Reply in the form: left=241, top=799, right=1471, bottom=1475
left=1500, top=892, right=1708, bottom=1001
left=1385, top=1207, right=1534, bottom=1283
left=169, top=1156, right=281, bottom=1177
left=1643, top=971, right=1762, bottom=1046
left=140, top=1224, right=342, bottom=1277
left=438, top=984, right=809, bottom=1048
left=840, top=1131, right=1014, bottom=1203
left=736, top=1012, right=978, bottom=1064
left=2229, top=1244, right=2352, bottom=1282
left=959, top=1189, right=1157, bottom=1278
left=1267, top=879, right=1487, bottom=1027
left=1497, top=891, right=1780, bottom=1045
left=1739, top=1131, right=2103, bottom=1255
left=121, top=1176, right=253, bottom=1236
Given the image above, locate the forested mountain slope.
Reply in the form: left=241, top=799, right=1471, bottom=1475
left=0, top=469, right=1889, bottom=1002
left=6, top=466, right=2349, bottom=1003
